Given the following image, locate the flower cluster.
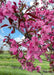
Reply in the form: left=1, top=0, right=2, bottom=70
left=49, top=0, right=54, bottom=3
left=1, top=0, right=54, bottom=72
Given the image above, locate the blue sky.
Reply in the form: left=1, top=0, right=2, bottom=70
left=0, top=19, right=23, bottom=39
left=0, top=0, right=33, bottom=49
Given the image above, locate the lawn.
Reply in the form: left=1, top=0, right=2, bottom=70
left=0, top=51, right=54, bottom=75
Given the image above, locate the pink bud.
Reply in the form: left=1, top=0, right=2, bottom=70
left=3, top=39, right=6, bottom=42
left=11, top=31, right=14, bottom=34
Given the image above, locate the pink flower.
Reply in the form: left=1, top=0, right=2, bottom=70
left=22, top=64, right=25, bottom=70
left=42, top=26, right=51, bottom=33
left=25, top=62, right=35, bottom=72
left=19, top=51, right=23, bottom=58
left=9, top=39, right=18, bottom=55
left=3, top=9, right=12, bottom=17
left=3, top=39, right=6, bottom=42
left=2, top=1, right=17, bottom=21
left=51, top=36, right=54, bottom=42
left=49, top=0, right=54, bottom=3
left=10, top=14, right=17, bottom=21
left=10, top=47, right=18, bottom=55
left=35, top=66, right=41, bottom=72
left=0, top=8, right=4, bottom=23
left=51, top=54, right=54, bottom=59
left=9, top=39, right=16, bottom=44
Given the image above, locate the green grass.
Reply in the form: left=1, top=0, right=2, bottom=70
left=0, top=51, right=54, bottom=75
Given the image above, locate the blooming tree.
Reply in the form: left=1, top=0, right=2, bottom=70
left=0, top=0, right=54, bottom=72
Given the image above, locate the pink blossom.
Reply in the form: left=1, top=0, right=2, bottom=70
left=35, top=66, right=41, bottom=72
left=3, top=39, right=6, bottom=42
left=10, top=47, right=18, bottom=55
left=2, top=1, right=17, bottom=21
left=3, top=9, right=12, bottom=17
left=9, top=39, right=18, bottom=55
left=9, top=39, right=16, bottom=44
left=0, top=8, right=4, bottom=23
left=19, top=51, right=23, bottom=58
left=51, top=36, right=54, bottom=42
left=25, top=62, right=35, bottom=72
left=42, top=25, right=51, bottom=33
left=51, top=54, right=54, bottom=59
left=49, top=0, right=54, bottom=3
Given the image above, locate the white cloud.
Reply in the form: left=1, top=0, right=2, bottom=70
left=30, top=1, right=33, bottom=6
left=0, top=35, right=4, bottom=47
left=30, top=0, right=43, bottom=7
left=14, top=36, right=25, bottom=42
left=2, top=43, right=10, bottom=51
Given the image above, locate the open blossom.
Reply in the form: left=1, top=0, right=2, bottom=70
left=19, top=51, right=23, bottom=58
left=3, top=9, right=12, bottom=16
left=49, top=0, right=54, bottom=3
left=35, top=66, right=41, bottom=72
left=9, top=39, right=18, bottom=55
left=10, top=47, right=18, bottom=55
left=2, top=1, right=17, bottom=21
left=42, top=25, right=51, bottom=33
left=52, top=42, right=54, bottom=48
left=51, top=54, right=54, bottom=59
left=3, top=1, right=14, bottom=16
left=9, top=39, right=16, bottom=44
left=51, top=36, right=54, bottom=42
left=3, top=39, right=6, bottom=42
left=0, top=8, right=4, bottom=23
left=25, top=62, right=35, bottom=72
